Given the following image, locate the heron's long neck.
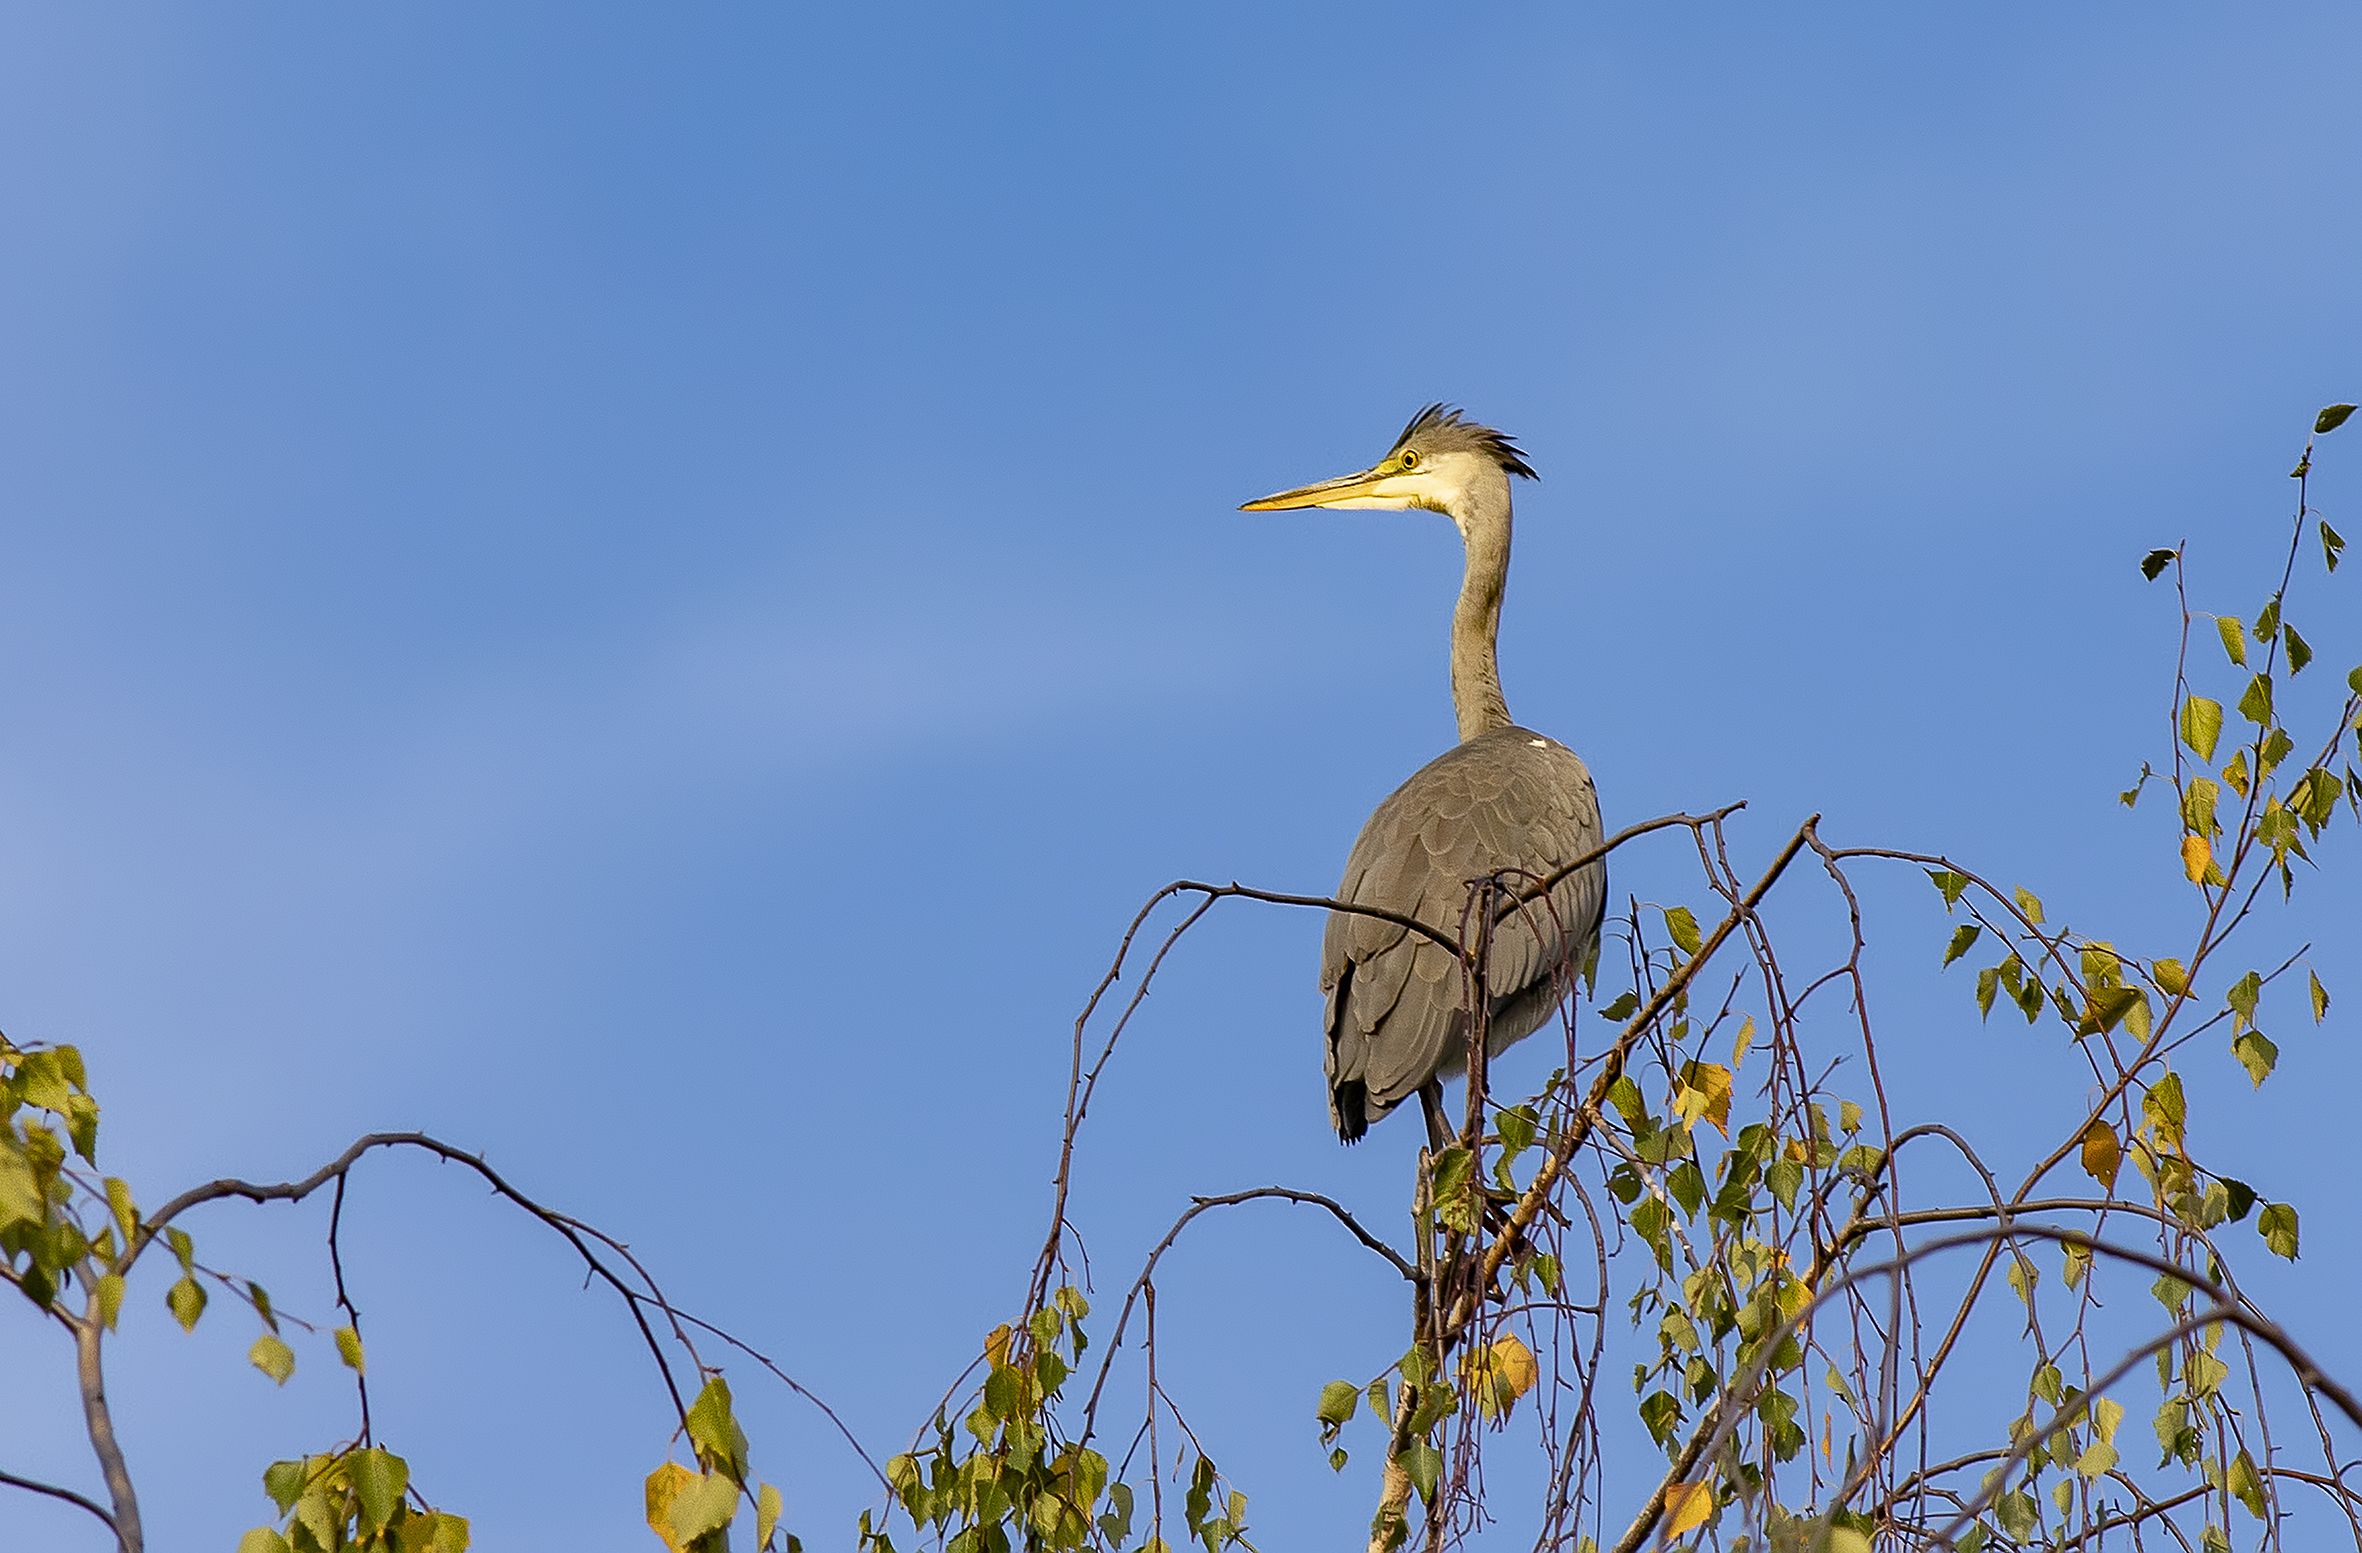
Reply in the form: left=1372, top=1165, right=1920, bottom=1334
left=1449, top=489, right=1514, bottom=742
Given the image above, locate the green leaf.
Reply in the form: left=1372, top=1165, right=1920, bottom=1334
left=2227, top=1447, right=2268, bottom=1518
left=263, top=1459, right=310, bottom=1516
left=2140, top=548, right=2177, bottom=580
left=2144, top=1070, right=2187, bottom=1143
left=1430, top=1146, right=1482, bottom=1234
left=2316, top=403, right=2357, bottom=435
left=1926, top=867, right=1969, bottom=906
left=2006, top=1252, right=2038, bottom=1307
left=96, top=1272, right=124, bottom=1332
left=2260, top=1202, right=2300, bottom=1259
left=1630, top=1196, right=1672, bottom=1270
left=1996, top=1488, right=2038, bottom=1542
left=1662, top=906, right=1701, bottom=957
left=2186, top=1348, right=2229, bottom=1398
left=1941, top=923, right=1981, bottom=967
left=2238, top=672, right=2274, bottom=727
left=686, top=1376, right=750, bottom=1481
left=1668, top=1159, right=1707, bottom=1217
left=1316, top=1380, right=1359, bottom=1427
left=167, top=1274, right=207, bottom=1333
left=2286, top=624, right=2314, bottom=674
left=350, top=1447, right=408, bottom=1536
left=2312, top=969, right=2330, bottom=1023
left=2226, top=970, right=2262, bottom=1028
left=237, top=1530, right=292, bottom=1553
left=104, top=1177, right=138, bottom=1252
left=1401, top=1440, right=1442, bottom=1503
left=250, top=1334, right=296, bottom=1386
left=2323, top=519, right=2346, bottom=572
left=1497, top=1105, right=1537, bottom=1155
left=2232, top=1030, right=2278, bottom=1087
left=1638, top=1389, right=1682, bottom=1447
left=335, top=1325, right=366, bottom=1374
left=1599, top=991, right=1640, bottom=1022
left=757, top=1482, right=784, bottom=1549
left=2215, top=616, right=2247, bottom=666
left=667, top=1471, right=740, bottom=1544
left=2088, top=985, right=2144, bottom=1035
left=2012, top=886, right=2044, bottom=926
left=2180, top=696, right=2224, bottom=761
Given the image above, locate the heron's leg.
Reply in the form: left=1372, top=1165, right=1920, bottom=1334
left=1420, top=1081, right=1452, bottom=1153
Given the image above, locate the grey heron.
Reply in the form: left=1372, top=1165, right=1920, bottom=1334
left=1243, top=405, right=1606, bottom=1147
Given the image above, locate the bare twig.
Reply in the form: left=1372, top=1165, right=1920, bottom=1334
left=0, top=1462, right=120, bottom=1545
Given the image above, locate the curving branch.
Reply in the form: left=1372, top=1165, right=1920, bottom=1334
left=84, top=1127, right=872, bottom=1548
left=0, top=1461, right=119, bottom=1545
left=131, top=1131, right=695, bottom=1429
left=1079, top=1185, right=1420, bottom=1445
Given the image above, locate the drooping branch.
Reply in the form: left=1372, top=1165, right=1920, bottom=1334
left=0, top=1461, right=120, bottom=1545
left=1080, top=1185, right=1420, bottom=1445
left=131, top=1131, right=696, bottom=1430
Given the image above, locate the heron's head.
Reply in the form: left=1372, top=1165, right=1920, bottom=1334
left=1238, top=404, right=1537, bottom=523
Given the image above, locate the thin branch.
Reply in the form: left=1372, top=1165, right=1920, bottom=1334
left=129, top=1130, right=694, bottom=1432
left=0, top=1464, right=119, bottom=1543
left=1447, top=816, right=1820, bottom=1349
left=1080, top=1186, right=1419, bottom=1443
left=327, top=1172, right=372, bottom=1447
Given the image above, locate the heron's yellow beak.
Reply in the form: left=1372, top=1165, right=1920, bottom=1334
left=1239, top=464, right=1422, bottom=512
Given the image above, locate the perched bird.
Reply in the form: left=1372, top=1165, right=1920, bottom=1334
left=1242, top=406, right=1606, bottom=1146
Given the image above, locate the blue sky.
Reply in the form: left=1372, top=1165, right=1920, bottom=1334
left=4, top=7, right=2360, bottom=1549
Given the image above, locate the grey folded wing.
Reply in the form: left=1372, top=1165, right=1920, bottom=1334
left=1321, top=728, right=1605, bottom=1137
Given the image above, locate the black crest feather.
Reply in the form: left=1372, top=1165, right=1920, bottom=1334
left=1388, top=403, right=1538, bottom=482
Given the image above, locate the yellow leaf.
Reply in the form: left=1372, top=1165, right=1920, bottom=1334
left=1491, top=1334, right=1538, bottom=1401
left=2153, top=957, right=2188, bottom=996
left=1663, top=1481, right=1712, bottom=1538
left=646, top=1463, right=698, bottom=1553
left=2181, top=833, right=2211, bottom=883
left=984, top=1322, right=1014, bottom=1370
left=2078, top=1119, right=2121, bottom=1190
left=1672, top=1062, right=1733, bottom=1137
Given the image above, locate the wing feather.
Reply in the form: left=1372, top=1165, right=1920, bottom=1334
left=1321, top=727, right=1606, bottom=1137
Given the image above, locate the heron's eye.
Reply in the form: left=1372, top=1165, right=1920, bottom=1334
left=1399, top=450, right=1420, bottom=470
